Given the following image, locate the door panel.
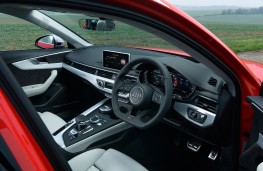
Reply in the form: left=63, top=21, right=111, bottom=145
left=2, top=49, right=73, bottom=114
left=3, top=49, right=71, bottom=87
left=1, top=48, right=71, bottom=64
left=8, top=64, right=60, bottom=86
left=3, top=49, right=104, bottom=121
left=12, top=59, right=62, bottom=70
left=240, top=83, right=263, bottom=171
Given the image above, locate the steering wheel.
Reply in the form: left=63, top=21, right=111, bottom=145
left=112, top=58, right=173, bottom=129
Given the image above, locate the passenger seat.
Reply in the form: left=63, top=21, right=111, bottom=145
left=39, top=112, right=66, bottom=134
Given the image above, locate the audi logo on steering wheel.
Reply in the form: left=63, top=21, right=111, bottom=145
left=131, top=91, right=142, bottom=99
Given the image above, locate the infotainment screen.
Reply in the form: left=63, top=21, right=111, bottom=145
left=103, top=50, right=130, bottom=70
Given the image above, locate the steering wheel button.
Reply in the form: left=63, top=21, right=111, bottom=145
left=152, top=92, right=161, bottom=102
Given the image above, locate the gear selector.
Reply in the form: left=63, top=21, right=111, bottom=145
left=75, top=115, right=89, bottom=131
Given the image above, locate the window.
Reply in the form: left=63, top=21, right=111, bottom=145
left=169, top=0, right=263, bottom=64
left=0, top=13, right=50, bottom=51
left=41, top=11, right=178, bottom=50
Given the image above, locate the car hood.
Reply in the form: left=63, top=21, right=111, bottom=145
left=241, top=59, right=263, bottom=82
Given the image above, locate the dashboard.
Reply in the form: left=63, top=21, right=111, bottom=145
left=62, top=45, right=232, bottom=144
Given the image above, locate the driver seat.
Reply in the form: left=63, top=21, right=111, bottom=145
left=39, top=112, right=148, bottom=171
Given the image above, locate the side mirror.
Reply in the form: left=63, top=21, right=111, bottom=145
left=78, top=19, right=115, bottom=31
left=35, top=34, right=65, bottom=49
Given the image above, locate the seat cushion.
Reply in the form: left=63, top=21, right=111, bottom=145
left=39, top=112, right=66, bottom=134
left=68, top=148, right=148, bottom=171
left=69, top=149, right=106, bottom=171
left=257, top=162, right=263, bottom=171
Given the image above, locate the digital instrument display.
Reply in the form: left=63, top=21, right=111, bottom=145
left=144, top=69, right=195, bottom=98
left=103, top=50, right=130, bottom=70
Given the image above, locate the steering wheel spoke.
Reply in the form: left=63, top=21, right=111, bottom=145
left=117, top=102, right=139, bottom=121
left=118, top=82, right=135, bottom=92
left=131, top=108, right=158, bottom=127
left=115, top=80, right=136, bottom=100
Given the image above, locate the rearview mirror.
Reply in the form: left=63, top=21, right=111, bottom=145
left=35, top=34, right=65, bottom=49
left=79, top=19, right=115, bottom=31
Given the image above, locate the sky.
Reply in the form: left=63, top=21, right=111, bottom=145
left=168, top=0, right=263, bottom=7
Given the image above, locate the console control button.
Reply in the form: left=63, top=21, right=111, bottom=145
left=97, top=79, right=104, bottom=88
left=89, top=115, right=100, bottom=124
left=81, top=126, right=93, bottom=134
left=68, top=128, right=78, bottom=140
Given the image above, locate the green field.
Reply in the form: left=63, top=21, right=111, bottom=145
left=1, top=11, right=263, bottom=53
left=184, top=10, right=222, bottom=17
left=187, top=10, right=263, bottom=53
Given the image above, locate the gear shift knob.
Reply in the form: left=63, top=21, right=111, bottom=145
left=75, top=115, right=88, bottom=123
left=75, top=115, right=88, bottom=131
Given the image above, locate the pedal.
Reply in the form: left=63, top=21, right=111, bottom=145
left=208, top=149, right=218, bottom=160
left=187, top=139, right=201, bottom=152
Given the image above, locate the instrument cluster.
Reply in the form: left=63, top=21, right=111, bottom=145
left=140, top=68, right=196, bottom=98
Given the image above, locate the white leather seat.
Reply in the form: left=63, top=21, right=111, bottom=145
left=68, top=148, right=148, bottom=171
left=39, top=111, right=66, bottom=134
left=257, top=162, right=263, bottom=171
left=39, top=112, right=148, bottom=171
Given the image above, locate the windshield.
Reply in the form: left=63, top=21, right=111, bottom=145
left=169, top=0, right=263, bottom=63
left=41, top=10, right=177, bottom=50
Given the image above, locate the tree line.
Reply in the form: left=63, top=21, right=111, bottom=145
left=222, top=7, right=263, bottom=15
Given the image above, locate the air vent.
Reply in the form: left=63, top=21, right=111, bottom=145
left=72, top=62, right=85, bottom=71
left=195, top=97, right=217, bottom=113
left=208, top=77, right=217, bottom=87
left=97, top=70, right=113, bottom=79
left=84, top=66, right=96, bottom=74
left=63, top=58, right=73, bottom=66
left=71, top=62, right=96, bottom=74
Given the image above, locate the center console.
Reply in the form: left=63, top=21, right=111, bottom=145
left=52, top=98, right=131, bottom=153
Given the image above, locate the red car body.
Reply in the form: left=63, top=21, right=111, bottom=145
left=0, top=0, right=261, bottom=170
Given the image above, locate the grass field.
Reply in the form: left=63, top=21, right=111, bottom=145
left=184, top=10, right=222, bottom=17
left=1, top=11, right=263, bottom=53
left=188, top=10, right=263, bottom=53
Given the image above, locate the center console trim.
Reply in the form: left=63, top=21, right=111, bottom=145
left=65, top=122, right=131, bottom=153
left=53, top=98, right=131, bottom=153
left=63, top=63, right=114, bottom=94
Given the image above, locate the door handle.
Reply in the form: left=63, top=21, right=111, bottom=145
left=29, top=58, right=48, bottom=65
left=22, top=70, right=58, bottom=97
left=13, top=59, right=62, bottom=70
